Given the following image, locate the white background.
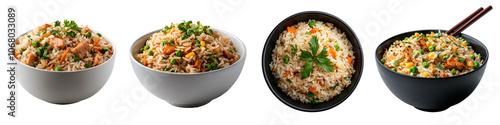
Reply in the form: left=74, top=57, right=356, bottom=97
left=2, top=0, right=500, bottom=125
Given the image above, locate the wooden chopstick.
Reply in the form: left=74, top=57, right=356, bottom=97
left=445, top=7, right=483, bottom=35
left=449, top=5, right=493, bottom=36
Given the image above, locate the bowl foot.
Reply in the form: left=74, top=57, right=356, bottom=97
left=168, top=100, right=212, bottom=108
left=414, top=106, right=449, bottom=112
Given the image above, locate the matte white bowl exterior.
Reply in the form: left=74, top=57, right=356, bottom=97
left=15, top=30, right=116, bottom=104
left=130, top=28, right=246, bottom=107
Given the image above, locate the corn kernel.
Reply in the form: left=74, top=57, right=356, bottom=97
left=406, top=62, right=414, bottom=69
left=185, top=52, right=195, bottom=58
left=429, top=53, right=435, bottom=59
left=448, top=36, right=453, bottom=39
left=431, top=32, right=435, bottom=36
left=415, top=32, right=420, bottom=37
left=467, top=61, right=474, bottom=67
left=214, top=48, right=219, bottom=53
left=426, top=41, right=431, bottom=47
left=200, top=41, right=205, bottom=47
left=429, top=64, right=434, bottom=71
left=424, top=72, right=429, bottom=77
left=453, top=47, right=457, bottom=51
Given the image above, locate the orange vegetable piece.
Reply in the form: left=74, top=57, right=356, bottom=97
left=93, top=38, right=101, bottom=46
left=40, top=33, right=52, bottom=40
left=194, top=60, right=201, bottom=69
left=59, top=48, right=69, bottom=63
left=309, top=86, right=317, bottom=93
left=461, top=42, right=468, bottom=47
left=287, top=27, right=296, bottom=34
left=328, top=47, right=336, bottom=58
left=346, top=57, right=353, bottom=64
left=93, top=47, right=103, bottom=50
left=310, top=28, right=316, bottom=33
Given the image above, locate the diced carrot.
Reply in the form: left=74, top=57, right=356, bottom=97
left=109, top=50, right=113, bottom=54
left=285, top=71, right=292, bottom=77
left=309, top=86, right=317, bottom=93
left=194, top=60, right=201, bottom=69
left=287, top=27, right=296, bottom=34
left=328, top=47, right=336, bottom=58
left=59, top=48, right=69, bottom=63
left=15, top=52, right=20, bottom=59
left=40, top=33, right=52, bottom=40
left=310, top=28, right=316, bottom=33
left=346, top=57, right=353, bottom=64
left=93, top=47, right=103, bottom=50
left=93, top=38, right=101, bottom=46
left=461, top=42, right=467, bottom=47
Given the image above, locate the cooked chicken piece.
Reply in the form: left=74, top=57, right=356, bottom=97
left=163, top=44, right=176, bottom=55
left=93, top=53, right=103, bottom=66
left=27, top=54, right=38, bottom=66
left=223, top=50, right=233, bottom=59
left=444, top=57, right=465, bottom=70
left=71, top=41, right=91, bottom=59
left=49, top=37, right=65, bottom=49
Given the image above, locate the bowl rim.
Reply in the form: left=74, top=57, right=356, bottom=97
left=129, top=27, right=247, bottom=76
left=262, top=11, right=363, bottom=112
left=14, top=29, right=117, bottom=73
left=375, top=29, right=489, bottom=79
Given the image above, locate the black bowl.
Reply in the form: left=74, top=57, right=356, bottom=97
left=262, top=11, right=364, bottom=112
left=375, top=29, right=489, bottom=112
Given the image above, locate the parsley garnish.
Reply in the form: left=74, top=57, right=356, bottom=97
left=290, top=44, right=298, bottom=56
left=299, top=36, right=334, bottom=79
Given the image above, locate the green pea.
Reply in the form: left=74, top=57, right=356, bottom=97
left=283, top=56, right=289, bottom=63
left=473, top=62, right=479, bottom=68
left=451, top=68, right=456, bottom=74
left=145, top=44, right=150, bottom=50
left=85, top=32, right=92, bottom=38
left=175, top=50, right=182, bottom=57
left=391, top=68, right=397, bottom=71
left=164, top=68, right=170, bottom=72
left=206, top=63, right=212, bottom=70
left=422, top=62, right=429, bottom=68
left=103, top=47, right=110, bottom=52
left=86, top=63, right=92, bottom=68
left=196, top=40, right=201, bottom=45
left=139, top=48, right=144, bottom=53
left=228, top=49, right=233, bottom=53
left=170, top=59, right=177, bottom=64
left=312, top=99, right=319, bottom=104
left=161, top=41, right=168, bottom=46
left=410, top=66, right=418, bottom=74
left=73, top=56, right=80, bottom=62
left=211, top=62, right=217, bottom=69
left=478, top=54, right=482, bottom=59
left=442, top=55, right=449, bottom=60
left=307, top=92, right=315, bottom=97
left=32, top=40, right=40, bottom=48
left=429, top=45, right=436, bottom=51
left=380, top=58, right=386, bottom=63
left=181, top=34, right=188, bottom=39
left=419, top=49, right=424, bottom=54
left=168, top=39, right=174, bottom=44
left=334, top=45, right=340, bottom=51
left=148, top=50, right=153, bottom=56
left=470, top=54, right=475, bottom=60
left=54, top=66, right=62, bottom=71
left=208, top=54, right=214, bottom=61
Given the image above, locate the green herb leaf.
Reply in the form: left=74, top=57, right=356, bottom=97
left=290, top=44, right=298, bottom=56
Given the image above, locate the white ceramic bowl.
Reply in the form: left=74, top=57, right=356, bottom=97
left=15, top=30, right=116, bottom=104
left=130, top=28, right=246, bottom=107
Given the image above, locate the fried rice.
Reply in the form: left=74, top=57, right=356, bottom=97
left=381, top=32, right=484, bottom=77
left=270, top=20, right=356, bottom=103
left=15, top=20, right=113, bottom=71
left=135, top=21, right=240, bottom=73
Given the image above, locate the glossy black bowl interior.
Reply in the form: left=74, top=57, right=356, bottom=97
left=375, top=29, right=489, bottom=112
left=262, top=11, right=364, bottom=112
